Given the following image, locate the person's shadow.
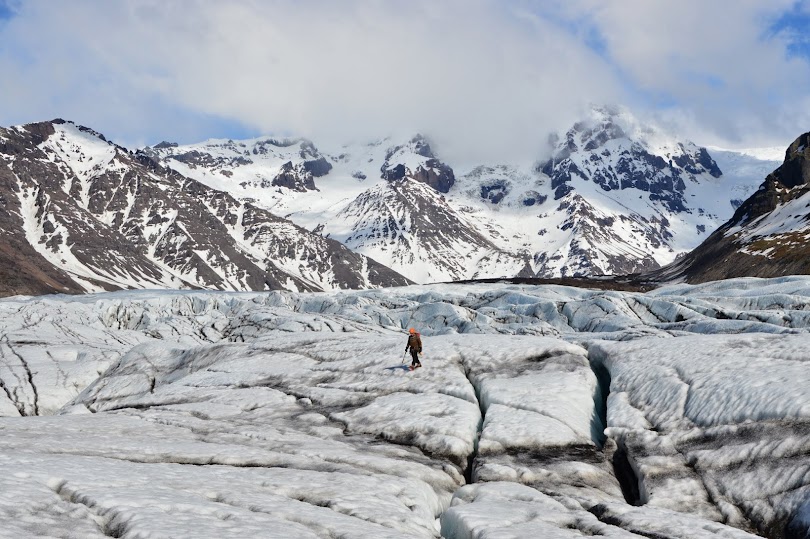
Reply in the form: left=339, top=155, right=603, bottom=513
left=383, top=364, right=411, bottom=371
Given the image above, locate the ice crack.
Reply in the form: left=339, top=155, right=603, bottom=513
left=588, top=347, right=644, bottom=506
left=459, top=363, right=485, bottom=485
left=49, top=479, right=125, bottom=538
left=0, top=334, right=39, bottom=416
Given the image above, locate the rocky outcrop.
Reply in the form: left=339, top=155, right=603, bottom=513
left=381, top=135, right=455, bottom=193
left=480, top=180, right=510, bottom=204
left=270, top=161, right=317, bottom=191
left=539, top=108, right=721, bottom=212
left=302, top=156, right=332, bottom=177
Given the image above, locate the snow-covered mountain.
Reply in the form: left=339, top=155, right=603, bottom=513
left=148, top=106, right=780, bottom=283
left=654, top=132, right=810, bottom=283
left=1, top=278, right=809, bottom=537
left=146, top=133, right=533, bottom=283
left=0, top=108, right=785, bottom=297
left=0, top=120, right=411, bottom=296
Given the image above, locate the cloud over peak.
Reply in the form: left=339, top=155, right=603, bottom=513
left=1, top=0, right=809, bottom=159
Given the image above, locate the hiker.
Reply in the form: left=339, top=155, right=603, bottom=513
left=405, top=328, right=422, bottom=370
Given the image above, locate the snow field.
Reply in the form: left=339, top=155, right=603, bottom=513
left=591, top=333, right=810, bottom=535
left=0, top=278, right=809, bottom=536
left=1, top=331, right=611, bottom=537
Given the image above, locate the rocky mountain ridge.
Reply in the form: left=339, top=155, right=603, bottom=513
left=0, top=107, right=788, bottom=297
left=0, top=120, right=411, bottom=296
left=149, top=106, right=778, bottom=283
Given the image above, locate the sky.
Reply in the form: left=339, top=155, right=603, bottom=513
left=1, top=0, right=809, bottom=162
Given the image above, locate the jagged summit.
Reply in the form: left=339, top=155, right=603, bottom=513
left=540, top=105, right=722, bottom=211
left=380, top=134, right=455, bottom=193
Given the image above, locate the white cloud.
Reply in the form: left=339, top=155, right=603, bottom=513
left=0, top=0, right=808, bottom=159
left=560, top=0, right=810, bottom=147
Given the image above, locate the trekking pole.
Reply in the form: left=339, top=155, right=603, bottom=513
left=401, top=350, right=408, bottom=364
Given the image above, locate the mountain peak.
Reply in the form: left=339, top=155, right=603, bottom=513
left=153, top=141, right=178, bottom=149
left=0, top=119, right=411, bottom=295
left=539, top=107, right=722, bottom=213
left=380, top=135, right=455, bottom=193
left=51, top=109, right=782, bottom=286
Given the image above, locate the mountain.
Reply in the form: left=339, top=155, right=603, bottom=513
left=652, top=132, right=810, bottom=283
left=0, top=120, right=411, bottom=296
left=333, top=180, right=533, bottom=283
left=149, top=106, right=776, bottom=283
left=530, top=106, right=767, bottom=276
left=0, top=108, right=782, bottom=297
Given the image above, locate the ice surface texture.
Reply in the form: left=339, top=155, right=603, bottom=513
left=1, top=277, right=809, bottom=537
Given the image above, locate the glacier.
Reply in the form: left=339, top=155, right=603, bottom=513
left=0, top=277, right=809, bottom=538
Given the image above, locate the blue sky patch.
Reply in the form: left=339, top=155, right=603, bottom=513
left=0, top=0, right=18, bottom=21
left=769, top=2, right=810, bottom=61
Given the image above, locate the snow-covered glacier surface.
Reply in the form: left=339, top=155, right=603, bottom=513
left=1, top=277, right=809, bottom=538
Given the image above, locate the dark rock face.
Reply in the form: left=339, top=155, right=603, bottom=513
left=381, top=135, right=456, bottom=193
left=649, top=133, right=810, bottom=283
left=0, top=120, right=411, bottom=297
left=22, top=121, right=56, bottom=145
left=411, top=159, right=455, bottom=193
left=764, top=133, right=810, bottom=190
left=381, top=163, right=407, bottom=182
left=480, top=180, right=509, bottom=204
left=271, top=161, right=317, bottom=192
left=538, top=113, right=721, bottom=213
left=521, top=191, right=546, bottom=207
left=673, top=146, right=722, bottom=178
left=302, top=156, right=332, bottom=177
left=286, top=139, right=333, bottom=177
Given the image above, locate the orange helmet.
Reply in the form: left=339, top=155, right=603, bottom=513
left=409, top=328, right=416, bottom=334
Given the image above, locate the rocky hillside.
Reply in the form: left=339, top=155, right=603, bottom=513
left=652, top=133, right=810, bottom=283
left=0, top=120, right=411, bottom=296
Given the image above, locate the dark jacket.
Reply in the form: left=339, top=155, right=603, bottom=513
left=406, top=333, right=422, bottom=353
